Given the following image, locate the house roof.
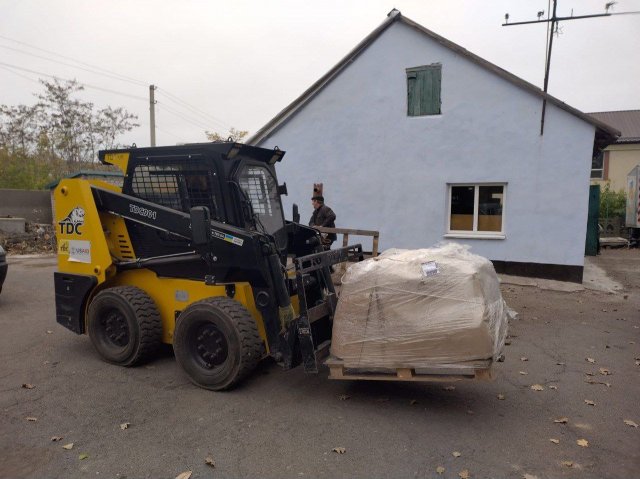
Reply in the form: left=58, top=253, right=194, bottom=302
left=587, top=110, right=640, bottom=143
left=248, top=10, right=620, bottom=145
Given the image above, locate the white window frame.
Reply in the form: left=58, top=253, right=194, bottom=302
left=590, top=151, right=604, bottom=180
left=445, top=183, right=507, bottom=239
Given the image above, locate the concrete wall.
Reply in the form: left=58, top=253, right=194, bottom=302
left=258, top=21, right=596, bottom=269
left=0, top=189, right=53, bottom=223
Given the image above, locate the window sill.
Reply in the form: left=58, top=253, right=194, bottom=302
left=444, top=233, right=505, bottom=240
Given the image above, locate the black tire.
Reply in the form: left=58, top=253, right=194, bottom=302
left=173, top=296, right=264, bottom=391
left=87, top=286, right=162, bottom=366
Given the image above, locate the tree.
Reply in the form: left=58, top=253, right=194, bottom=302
left=0, top=78, right=139, bottom=189
left=0, top=104, right=40, bottom=155
left=0, top=78, right=139, bottom=164
left=205, top=127, right=248, bottom=143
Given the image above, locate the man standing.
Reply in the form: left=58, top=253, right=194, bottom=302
left=309, top=194, right=337, bottom=250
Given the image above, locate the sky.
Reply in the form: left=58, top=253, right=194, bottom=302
left=1, top=0, right=639, bottom=148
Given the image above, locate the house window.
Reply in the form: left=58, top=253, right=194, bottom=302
left=407, top=64, right=441, bottom=116
left=591, top=151, right=604, bottom=179
left=448, top=184, right=506, bottom=236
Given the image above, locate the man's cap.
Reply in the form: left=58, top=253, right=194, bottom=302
left=311, top=195, right=324, bottom=202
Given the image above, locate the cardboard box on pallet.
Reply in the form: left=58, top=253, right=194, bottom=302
left=330, top=244, right=510, bottom=369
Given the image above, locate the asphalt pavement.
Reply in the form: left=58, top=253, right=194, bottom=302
left=0, top=250, right=638, bottom=479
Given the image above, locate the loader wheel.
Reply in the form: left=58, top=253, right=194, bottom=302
left=173, top=297, right=264, bottom=391
left=87, top=286, right=162, bottom=366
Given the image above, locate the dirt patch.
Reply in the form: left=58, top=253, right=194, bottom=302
left=0, top=222, right=56, bottom=255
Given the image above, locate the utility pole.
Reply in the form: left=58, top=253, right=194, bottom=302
left=503, top=1, right=639, bottom=135
left=149, top=84, right=157, bottom=146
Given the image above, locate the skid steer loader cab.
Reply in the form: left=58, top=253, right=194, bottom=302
left=53, top=142, right=363, bottom=390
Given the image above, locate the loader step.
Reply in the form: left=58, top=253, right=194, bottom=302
left=325, top=356, right=493, bottom=382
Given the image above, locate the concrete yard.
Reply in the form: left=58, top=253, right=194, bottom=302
left=0, top=250, right=638, bottom=479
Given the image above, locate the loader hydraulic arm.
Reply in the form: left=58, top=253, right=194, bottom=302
left=91, top=185, right=253, bottom=249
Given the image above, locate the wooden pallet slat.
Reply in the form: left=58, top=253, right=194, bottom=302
left=325, top=356, right=493, bottom=382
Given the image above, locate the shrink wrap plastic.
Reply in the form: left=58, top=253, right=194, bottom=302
left=330, top=244, right=509, bottom=368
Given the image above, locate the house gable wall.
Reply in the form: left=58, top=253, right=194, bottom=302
left=259, top=21, right=596, bottom=268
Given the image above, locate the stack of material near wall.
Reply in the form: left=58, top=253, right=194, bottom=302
left=330, top=244, right=509, bottom=369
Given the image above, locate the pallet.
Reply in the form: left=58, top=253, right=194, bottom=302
left=325, top=356, right=493, bottom=382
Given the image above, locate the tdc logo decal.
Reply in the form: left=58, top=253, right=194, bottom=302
left=59, top=206, right=85, bottom=235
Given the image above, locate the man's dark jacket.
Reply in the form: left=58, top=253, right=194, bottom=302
left=309, top=204, right=337, bottom=241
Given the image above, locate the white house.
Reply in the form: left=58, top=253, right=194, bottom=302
left=250, top=10, right=619, bottom=282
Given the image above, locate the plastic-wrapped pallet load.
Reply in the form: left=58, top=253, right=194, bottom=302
left=330, top=244, right=509, bottom=369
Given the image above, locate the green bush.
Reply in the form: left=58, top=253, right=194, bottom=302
left=599, top=183, right=626, bottom=219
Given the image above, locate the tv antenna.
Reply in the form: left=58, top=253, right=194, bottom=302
left=503, top=0, right=640, bottom=135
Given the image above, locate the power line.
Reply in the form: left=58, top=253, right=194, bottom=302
left=0, top=33, right=236, bottom=134
left=0, top=62, right=148, bottom=102
left=157, top=102, right=212, bottom=131
left=0, top=34, right=148, bottom=87
left=0, top=64, right=41, bottom=85
left=156, top=88, right=232, bottom=131
left=0, top=44, right=149, bottom=88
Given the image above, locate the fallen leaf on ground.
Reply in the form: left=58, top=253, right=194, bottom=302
left=585, top=372, right=595, bottom=376
left=436, top=466, right=445, bottom=474
left=549, top=438, right=560, bottom=444
left=497, top=394, right=505, bottom=400
left=586, top=379, right=611, bottom=387
left=452, top=451, right=462, bottom=457
left=623, top=419, right=638, bottom=428
left=561, top=461, right=574, bottom=468
left=22, top=383, right=35, bottom=389
left=51, top=436, right=63, bottom=442
left=584, top=399, right=596, bottom=406
left=599, top=368, right=611, bottom=375
left=459, top=469, right=470, bottom=479
left=26, top=417, right=37, bottom=422
left=531, top=384, right=545, bottom=391
left=205, top=456, right=215, bottom=467
left=520, top=357, right=528, bottom=361
left=410, top=399, right=418, bottom=405
left=577, top=439, right=589, bottom=447
left=586, top=358, right=596, bottom=364
left=332, top=447, right=346, bottom=454
left=523, top=474, right=539, bottom=479
left=443, top=386, right=456, bottom=391
left=338, top=395, right=350, bottom=401
left=78, top=453, right=89, bottom=460
left=175, top=472, right=192, bottom=479
left=120, top=422, right=130, bottom=430
left=556, top=362, right=565, bottom=366
left=549, top=385, right=558, bottom=390
left=554, top=417, right=569, bottom=424
left=519, top=371, right=528, bottom=375
left=62, top=443, right=74, bottom=450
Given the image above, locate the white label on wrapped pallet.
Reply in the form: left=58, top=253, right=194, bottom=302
left=421, top=261, right=439, bottom=278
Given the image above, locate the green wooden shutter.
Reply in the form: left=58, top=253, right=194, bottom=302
left=407, top=65, right=441, bottom=116
left=407, top=71, right=419, bottom=116
left=427, top=65, right=441, bottom=115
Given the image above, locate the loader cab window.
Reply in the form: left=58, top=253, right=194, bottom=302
left=238, top=164, right=285, bottom=239
left=129, top=161, right=223, bottom=221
